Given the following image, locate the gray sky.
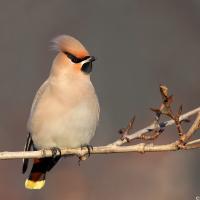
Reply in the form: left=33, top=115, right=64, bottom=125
left=0, top=1, right=199, bottom=199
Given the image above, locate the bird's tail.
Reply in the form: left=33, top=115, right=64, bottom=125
left=25, top=157, right=60, bottom=190
left=25, top=158, right=46, bottom=189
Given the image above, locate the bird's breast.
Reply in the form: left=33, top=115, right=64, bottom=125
left=28, top=83, right=99, bottom=149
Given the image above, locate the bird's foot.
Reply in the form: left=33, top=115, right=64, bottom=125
left=78, top=144, right=93, bottom=166
left=81, top=144, right=93, bottom=157
left=50, top=147, right=62, bottom=160
left=42, top=147, right=62, bottom=172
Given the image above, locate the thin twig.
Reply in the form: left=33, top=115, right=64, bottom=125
left=180, top=112, right=200, bottom=143
left=109, top=107, right=200, bottom=146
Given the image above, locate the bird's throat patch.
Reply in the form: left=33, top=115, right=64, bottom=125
left=81, top=62, right=92, bottom=74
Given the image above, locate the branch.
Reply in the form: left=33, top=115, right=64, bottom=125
left=109, top=107, right=200, bottom=146
left=0, top=138, right=200, bottom=160
left=0, top=108, right=199, bottom=160
left=0, top=85, right=199, bottom=160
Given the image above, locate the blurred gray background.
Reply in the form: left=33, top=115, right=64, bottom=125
left=0, top=0, right=199, bottom=199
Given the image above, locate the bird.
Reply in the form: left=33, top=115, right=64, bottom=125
left=22, top=35, right=100, bottom=190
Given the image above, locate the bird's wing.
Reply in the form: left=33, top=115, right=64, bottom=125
left=23, top=80, right=49, bottom=174
left=29, top=80, right=49, bottom=118
left=22, top=132, right=33, bottom=174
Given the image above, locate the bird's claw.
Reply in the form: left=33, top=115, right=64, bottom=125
left=78, top=145, right=93, bottom=166
left=81, top=144, right=93, bottom=157
left=50, top=147, right=62, bottom=159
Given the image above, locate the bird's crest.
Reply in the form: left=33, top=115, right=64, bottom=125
left=52, top=35, right=89, bottom=58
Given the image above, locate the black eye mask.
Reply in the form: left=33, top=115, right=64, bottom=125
left=64, top=51, right=90, bottom=63
left=64, top=51, right=95, bottom=74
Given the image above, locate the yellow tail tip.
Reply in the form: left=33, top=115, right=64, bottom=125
left=25, top=179, right=45, bottom=190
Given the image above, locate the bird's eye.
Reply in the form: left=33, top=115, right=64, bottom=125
left=68, top=54, right=80, bottom=63
left=64, top=51, right=81, bottom=63
left=71, top=57, right=80, bottom=63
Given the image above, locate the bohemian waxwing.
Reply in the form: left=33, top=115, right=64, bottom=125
left=22, top=35, right=100, bottom=189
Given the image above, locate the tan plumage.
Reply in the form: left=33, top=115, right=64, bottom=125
left=23, top=35, right=99, bottom=189
left=52, top=35, right=89, bottom=57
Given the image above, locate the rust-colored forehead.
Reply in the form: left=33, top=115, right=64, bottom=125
left=52, top=35, right=90, bottom=58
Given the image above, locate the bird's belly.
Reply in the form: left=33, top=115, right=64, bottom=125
left=30, top=101, right=98, bottom=149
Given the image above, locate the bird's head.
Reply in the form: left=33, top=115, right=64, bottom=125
left=51, top=35, right=96, bottom=78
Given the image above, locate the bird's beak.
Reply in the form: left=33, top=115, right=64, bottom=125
left=89, top=56, right=96, bottom=62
